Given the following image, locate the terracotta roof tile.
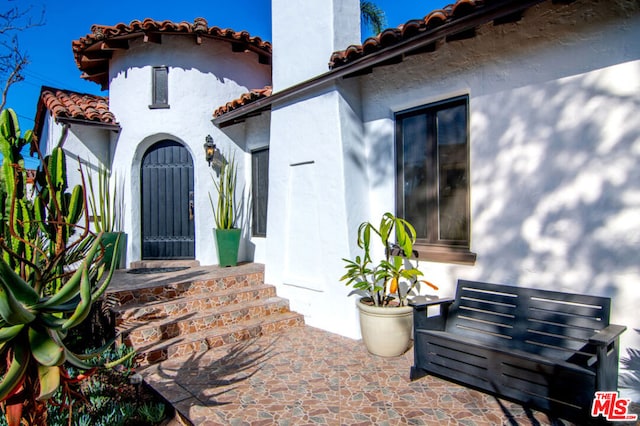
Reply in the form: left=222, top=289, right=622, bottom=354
left=39, top=88, right=116, bottom=125
left=73, top=18, right=271, bottom=88
left=329, top=0, right=482, bottom=68
left=213, top=86, right=273, bottom=118
left=32, top=86, right=118, bottom=151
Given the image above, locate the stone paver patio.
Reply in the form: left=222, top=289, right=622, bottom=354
left=138, top=325, right=635, bottom=425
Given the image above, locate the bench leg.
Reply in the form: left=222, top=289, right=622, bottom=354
left=410, top=366, right=429, bottom=381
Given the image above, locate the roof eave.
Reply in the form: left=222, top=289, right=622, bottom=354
left=213, top=0, right=551, bottom=128
left=56, top=116, right=121, bottom=131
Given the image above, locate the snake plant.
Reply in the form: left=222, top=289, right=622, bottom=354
left=209, top=151, right=240, bottom=229
left=0, top=109, right=128, bottom=425
left=86, top=163, right=123, bottom=233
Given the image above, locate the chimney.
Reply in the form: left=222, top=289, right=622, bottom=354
left=271, top=0, right=361, bottom=91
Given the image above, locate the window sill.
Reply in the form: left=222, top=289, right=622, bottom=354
left=149, top=104, right=170, bottom=109
left=414, top=245, right=477, bottom=265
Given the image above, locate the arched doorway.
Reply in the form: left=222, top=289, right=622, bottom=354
left=141, top=140, right=195, bottom=259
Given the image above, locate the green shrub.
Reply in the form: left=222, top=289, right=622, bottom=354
left=138, top=401, right=166, bottom=424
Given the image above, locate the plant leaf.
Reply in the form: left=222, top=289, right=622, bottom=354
left=104, top=347, right=137, bottom=369
left=63, top=347, right=99, bottom=370
left=0, top=270, right=36, bottom=325
left=0, top=324, right=24, bottom=343
left=37, top=233, right=103, bottom=309
left=0, top=342, right=29, bottom=401
left=61, top=267, right=92, bottom=330
left=0, top=256, right=39, bottom=306
left=91, top=233, right=122, bottom=303
left=28, top=326, right=64, bottom=367
left=36, top=365, right=60, bottom=401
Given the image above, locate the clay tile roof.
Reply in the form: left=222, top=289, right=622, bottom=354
left=39, top=87, right=116, bottom=125
left=329, top=0, right=482, bottom=68
left=213, top=86, right=273, bottom=118
left=72, top=17, right=272, bottom=88
left=32, top=87, right=119, bottom=150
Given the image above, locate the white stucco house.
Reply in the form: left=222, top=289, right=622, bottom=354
left=33, top=0, right=639, bottom=390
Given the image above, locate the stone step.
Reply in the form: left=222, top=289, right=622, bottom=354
left=132, top=311, right=305, bottom=365
left=112, top=283, right=278, bottom=325
left=108, top=269, right=264, bottom=308
left=120, top=297, right=293, bottom=347
left=129, top=260, right=201, bottom=269
left=110, top=263, right=305, bottom=365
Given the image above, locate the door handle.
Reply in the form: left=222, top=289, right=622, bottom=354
left=188, top=191, right=194, bottom=220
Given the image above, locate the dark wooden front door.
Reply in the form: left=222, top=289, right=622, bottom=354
left=141, top=140, right=195, bottom=259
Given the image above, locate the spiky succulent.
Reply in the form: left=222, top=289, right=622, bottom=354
left=0, top=108, right=127, bottom=424
left=209, top=151, right=240, bottom=230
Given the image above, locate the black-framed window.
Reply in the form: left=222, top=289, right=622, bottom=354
left=252, top=148, right=269, bottom=237
left=149, top=66, right=169, bottom=109
left=395, top=95, right=476, bottom=264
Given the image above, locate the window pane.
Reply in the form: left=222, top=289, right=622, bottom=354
left=153, top=67, right=168, bottom=105
left=252, top=149, right=269, bottom=237
left=402, top=115, right=428, bottom=239
left=437, top=104, right=468, bottom=242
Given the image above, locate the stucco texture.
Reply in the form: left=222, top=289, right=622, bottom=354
left=359, top=0, right=640, bottom=363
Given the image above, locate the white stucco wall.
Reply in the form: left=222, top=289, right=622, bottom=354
left=107, top=35, right=271, bottom=266
left=244, top=112, right=272, bottom=263
left=271, top=0, right=360, bottom=90
left=265, top=82, right=366, bottom=338
left=359, top=0, right=640, bottom=364
left=264, top=0, right=640, bottom=353
left=38, top=112, right=111, bottom=196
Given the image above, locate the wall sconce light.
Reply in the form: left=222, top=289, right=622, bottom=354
left=204, top=135, right=216, bottom=166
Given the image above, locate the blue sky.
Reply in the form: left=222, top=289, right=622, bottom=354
left=5, top=0, right=449, bottom=168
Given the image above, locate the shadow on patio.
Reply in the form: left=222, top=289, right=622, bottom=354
left=136, top=325, right=600, bottom=425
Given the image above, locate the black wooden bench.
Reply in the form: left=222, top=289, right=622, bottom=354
left=410, top=279, right=627, bottom=423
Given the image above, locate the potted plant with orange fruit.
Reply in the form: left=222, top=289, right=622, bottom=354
left=341, top=212, right=438, bottom=357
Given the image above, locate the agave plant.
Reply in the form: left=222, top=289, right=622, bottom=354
left=209, top=151, right=240, bottom=230
left=341, top=212, right=438, bottom=307
left=0, top=108, right=128, bottom=425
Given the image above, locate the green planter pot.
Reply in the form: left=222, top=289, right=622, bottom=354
left=214, top=228, right=241, bottom=267
left=102, top=231, right=126, bottom=269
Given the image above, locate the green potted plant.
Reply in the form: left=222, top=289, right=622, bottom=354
left=209, top=151, right=241, bottom=267
left=86, top=164, right=126, bottom=269
left=341, top=212, right=438, bottom=357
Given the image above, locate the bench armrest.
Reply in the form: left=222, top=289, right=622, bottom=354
left=589, top=324, right=627, bottom=346
left=411, top=297, right=454, bottom=331
left=409, top=296, right=454, bottom=309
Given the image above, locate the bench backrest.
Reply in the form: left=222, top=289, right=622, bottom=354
left=446, top=280, right=611, bottom=361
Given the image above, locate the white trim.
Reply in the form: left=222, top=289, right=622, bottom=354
left=390, top=88, right=471, bottom=114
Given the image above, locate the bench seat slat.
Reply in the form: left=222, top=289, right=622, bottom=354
left=416, top=330, right=596, bottom=376
left=447, top=317, right=512, bottom=341
left=521, top=336, right=593, bottom=360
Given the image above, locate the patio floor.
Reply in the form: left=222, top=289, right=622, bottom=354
left=138, top=324, right=630, bottom=426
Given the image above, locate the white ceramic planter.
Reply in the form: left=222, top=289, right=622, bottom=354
left=357, top=299, right=413, bottom=357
